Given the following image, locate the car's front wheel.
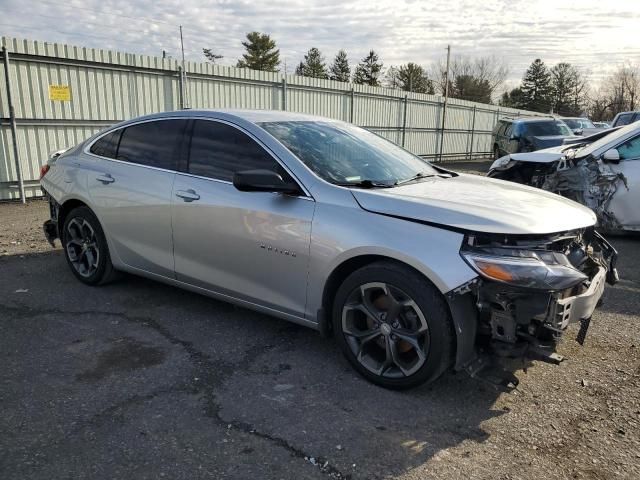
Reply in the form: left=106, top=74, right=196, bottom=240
left=62, top=206, right=116, bottom=285
left=332, top=261, right=454, bottom=389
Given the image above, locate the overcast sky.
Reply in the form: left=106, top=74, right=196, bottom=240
left=2, top=0, right=639, bottom=91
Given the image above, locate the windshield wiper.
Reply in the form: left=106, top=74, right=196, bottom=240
left=334, top=179, right=394, bottom=189
left=394, top=171, right=438, bottom=186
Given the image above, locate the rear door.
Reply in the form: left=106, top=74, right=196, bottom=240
left=607, top=134, right=640, bottom=229
left=87, top=118, right=188, bottom=277
left=171, top=119, right=315, bottom=318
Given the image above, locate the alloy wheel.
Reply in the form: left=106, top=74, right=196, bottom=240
left=65, top=218, right=100, bottom=278
left=341, top=282, right=430, bottom=378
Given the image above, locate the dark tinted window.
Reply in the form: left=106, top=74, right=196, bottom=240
left=188, top=120, right=283, bottom=182
left=90, top=129, right=121, bottom=158
left=116, top=119, right=187, bottom=170
left=497, top=122, right=509, bottom=136
left=615, top=113, right=633, bottom=127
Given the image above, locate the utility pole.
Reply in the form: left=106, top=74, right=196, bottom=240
left=179, top=25, right=188, bottom=108
left=438, top=44, right=451, bottom=162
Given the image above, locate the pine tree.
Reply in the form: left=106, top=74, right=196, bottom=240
left=236, top=32, right=280, bottom=72
left=453, top=75, right=491, bottom=103
left=329, top=50, right=351, bottom=82
left=202, top=48, right=223, bottom=63
left=520, top=59, right=552, bottom=113
left=296, top=48, right=328, bottom=79
left=499, top=87, right=526, bottom=109
left=353, top=50, right=383, bottom=86
left=550, top=63, right=585, bottom=116
left=396, top=63, right=433, bottom=94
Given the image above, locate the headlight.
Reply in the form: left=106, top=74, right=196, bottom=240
left=461, top=250, right=588, bottom=290
left=491, top=156, right=514, bottom=170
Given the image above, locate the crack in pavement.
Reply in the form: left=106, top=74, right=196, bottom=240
left=2, top=301, right=351, bottom=478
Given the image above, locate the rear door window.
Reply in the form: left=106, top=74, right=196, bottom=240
left=89, top=129, right=121, bottom=158
left=188, top=120, right=285, bottom=182
left=116, top=119, right=188, bottom=170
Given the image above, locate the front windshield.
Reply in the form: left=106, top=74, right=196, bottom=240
left=525, top=121, right=573, bottom=136
left=576, top=121, right=640, bottom=158
left=259, top=121, right=437, bottom=185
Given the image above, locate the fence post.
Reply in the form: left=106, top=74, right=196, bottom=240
left=282, top=77, right=287, bottom=111
left=401, top=94, right=408, bottom=147
left=178, top=66, right=185, bottom=109
left=350, top=87, right=355, bottom=123
left=468, top=106, right=477, bottom=161
left=2, top=47, right=25, bottom=203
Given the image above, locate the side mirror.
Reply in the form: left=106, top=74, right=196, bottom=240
left=573, top=128, right=583, bottom=135
left=602, top=148, right=620, bottom=163
left=233, top=169, right=301, bottom=194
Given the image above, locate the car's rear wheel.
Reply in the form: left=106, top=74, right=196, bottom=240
left=62, top=206, right=116, bottom=285
left=332, top=261, right=454, bottom=389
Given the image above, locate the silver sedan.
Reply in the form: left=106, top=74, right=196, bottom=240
left=40, top=110, right=617, bottom=389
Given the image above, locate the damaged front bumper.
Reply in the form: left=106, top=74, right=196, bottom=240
left=448, top=228, right=617, bottom=378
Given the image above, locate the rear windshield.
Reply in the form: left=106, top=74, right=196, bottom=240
left=523, top=121, right=572, bottom=137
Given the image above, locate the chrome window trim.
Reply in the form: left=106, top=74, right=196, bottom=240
left=83, top=115, right=313, bottom=200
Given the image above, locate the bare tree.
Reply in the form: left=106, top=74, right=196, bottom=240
left=586, top=64, right=640, bottom=120
left=430, top=55, right=508, bottom=102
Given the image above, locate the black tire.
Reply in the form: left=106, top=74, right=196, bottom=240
left=332, top=261, right=454, bottom=389
left=62, top=206, right=117, bottom=286
left=493, top=144, right=501, bottom=160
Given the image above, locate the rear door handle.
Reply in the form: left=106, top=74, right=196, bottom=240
left=96, top=173, right=115, bottom=184
left=175, top=189, right=200, bottom=202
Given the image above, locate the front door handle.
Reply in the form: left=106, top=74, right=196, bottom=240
left=96, top=173, right=115, bottom=184
left=175, top=189, right=200, bottom=202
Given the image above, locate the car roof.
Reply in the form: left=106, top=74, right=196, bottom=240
left=500, top=116, right=556, bottom=123
left=124, top=109, right=333, bottom=124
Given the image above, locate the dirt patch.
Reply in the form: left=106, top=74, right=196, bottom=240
left=0, top=199, right=58, bottom=256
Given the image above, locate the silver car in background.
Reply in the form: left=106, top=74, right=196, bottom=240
left=40, top=110, right=618, bottom=389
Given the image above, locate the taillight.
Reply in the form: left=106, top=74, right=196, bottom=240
left=39, top=164, right=50, bottom=179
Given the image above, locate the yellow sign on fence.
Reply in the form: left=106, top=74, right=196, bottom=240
left=49, top=85, right=71, bottom=101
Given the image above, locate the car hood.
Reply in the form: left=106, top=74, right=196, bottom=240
left=351, top=173, right=596, bottom=235
left=509, top=145, right=566, bottom=163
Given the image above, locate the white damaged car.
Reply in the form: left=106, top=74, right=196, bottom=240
left=488, top=121, right=640, bottom=232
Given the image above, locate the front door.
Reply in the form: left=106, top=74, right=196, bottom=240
left=171, top=119, right=315, bottom=318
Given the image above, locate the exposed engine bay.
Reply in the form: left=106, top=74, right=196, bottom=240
left=450, top=227, right=618, bottom=385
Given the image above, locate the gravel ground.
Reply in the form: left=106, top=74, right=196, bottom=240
left=1, top=181, right=639, bottom=479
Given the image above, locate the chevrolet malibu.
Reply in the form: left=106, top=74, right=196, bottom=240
left=40, top=110, right=618, bottom=389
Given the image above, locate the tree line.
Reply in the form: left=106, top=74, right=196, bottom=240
left=202, top=31, right=508, bottom=103
left=203, top=32, right=639, bottom=121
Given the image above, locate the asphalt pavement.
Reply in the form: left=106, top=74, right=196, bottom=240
left=1, top=202, right=639, bottom=479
